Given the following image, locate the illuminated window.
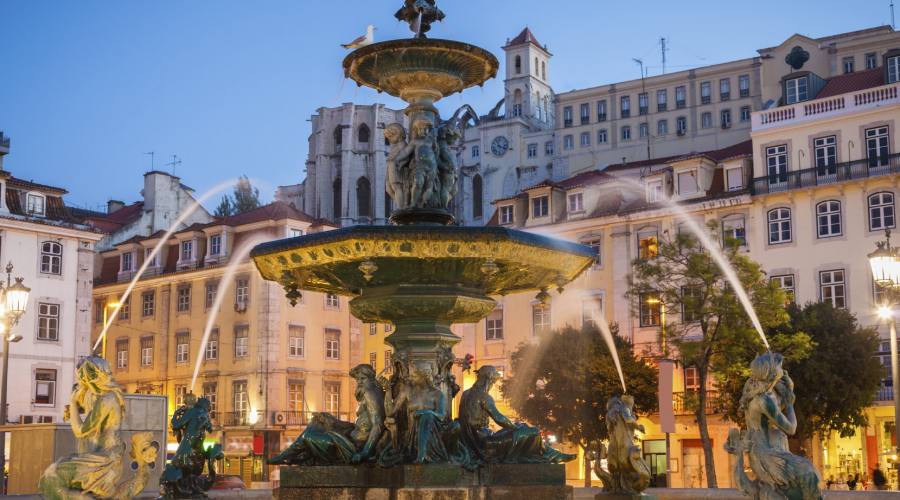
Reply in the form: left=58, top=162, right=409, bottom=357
left=533, top=303, right=552, bottom=336
left=486, top=307, right=503, bottom=340
left=639, top=293, right=661, bottom=327
left=289, top=325, right=305, bottom=358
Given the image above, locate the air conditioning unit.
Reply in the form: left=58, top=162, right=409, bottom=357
left=272, top=411, right=288, bottom=425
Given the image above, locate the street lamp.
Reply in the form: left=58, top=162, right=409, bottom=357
left=0, top=262, right=30, bottom=492
left=868, top=230, right=900, bottom=460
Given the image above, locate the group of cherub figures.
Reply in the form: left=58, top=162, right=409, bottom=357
left=385, top=119, right=460, bottom=213
left=270, top=352, right=574, bottom=469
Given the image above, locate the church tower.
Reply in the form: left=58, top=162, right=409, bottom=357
left=502, top=28, right=554, bottom=128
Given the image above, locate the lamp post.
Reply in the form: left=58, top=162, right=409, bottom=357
left=0, top=262, right=31, bottom=492
left=868, top=230, right=900, bottom=463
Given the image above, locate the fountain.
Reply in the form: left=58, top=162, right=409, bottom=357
left=250, top=2, right=596, bottom=497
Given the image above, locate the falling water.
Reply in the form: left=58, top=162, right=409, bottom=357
left=595, top=315, right=627, bottom=393
left=190, top=234, right=269, bottom=391
left=92, top=178, right=243, bottom=353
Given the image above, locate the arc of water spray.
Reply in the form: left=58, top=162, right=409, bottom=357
left=93, top=178, right=245, bottom=353
left=190, top=234, right=269, bottom=391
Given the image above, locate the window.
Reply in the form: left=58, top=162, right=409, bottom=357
left=766, top=145, right=788, bottom=184
left=580, top=103, right=590, bottom=124
left=234, top=325, right=249, bottom=358
left=681, top=286, right=702, bottom=322
left=677, top=170, right=697, bottom=195
left=639, top=122, right=649, bottom=139
left=176, top=332, right=189, bottom=363
left=842, top=56, right=855, bottom=74
left=357, top=177, right=372, bottom=218
left=621, top=126, right=631, bottom=141
left=289, top=228, right=304, bottom=238
left=719, top=78, right=730, bottom=100
left=820, top=269, right=846, bottom=308
left=739, top=74, right=750, bottom=97
left=638, top=229, right=659, bottom=259
left=771, top=275, right=795, bottom=303
left=116, top=340, right=128, bottom=369
left=472, top=174, right=483, bottom=218
left=721, top=215, right=746, bottom=247
left=532, top=195, right=549, bottom=218
left=533, top=303, right=552, bottom=336
left=233, top=381, right=249, bottom=418
left=597, top=100, right=607, bottom=121
left=235, top=278, right=249, bottom=310
left=785, top=77, right=808, bottom=104
left=120, top=252, right=134, bottom=272
left=334, top=126, right=343, bottom=151
left=581, top=296, right=603, bottom=328
left=646, top=179, right=664, bottom=202
left=209, top=234, right=222, bottom=255
left=358, top=123, right=370, bottom=143
left=866, top=126, right=890, bottom=167
left=657, top=89, right=667, bottom=111
left=177, top=286, right=191, bottom=313
left=141, top=291, right=155, bottom=317
left=639, top=293, right=661, bottom=327
left=869, top=192, right=896, bottom=231
left=725, top=166, right=743, bottom=191
left=580, top=132, right=591, bottom=147
left=368, top=323, right=377, bottom=336
left=700, top=81, right=711, bottom=104
left=205, top=330, right=218, bottom=360
left=24, top=193, right=48, bottom=218
left=816, top=200, right=842, bottom=238
left=527, top=143, right=538, bottom=158
left=472, top=145, right=480, bottom=158
left=657, top=119, right=668, bottom=136
left=563, top=135, right=574, bottom=150
left=34, top=369, right=56, bottom=405
left=545, top=141, right=554, bottom=156
left=499, top=205, right=514, bottom=225
left=701, top=112, right=712, bottom=129
left=144, top=247, right=158, bottom=268
left=866, top=52, right=878, bottom=70
left=324, top=383, right=341, bottom=414
left=325, top=293, right=340, bottom=310
left=620, top=96, right=631, bottom=118
left=485, top=307, right=503, bottom=340
left=814, top=136, right=837, bottom=176
left=180, top=240, right=194, bottom=261
left=385, top=350, right=393, bottom=375
left=888, top=56, right=900, bottom=83
left=684, top=367, right=700, bottom=391
left=140, top=337, right=153, bottom=367
left=767, top=208, right=792, bottom=244
left=515, top=55, right=522, bottom=74
left=288, top=382, right=304, bottom=412
left=37, top=302, right=60, bottom=341
left=40, top=241, right=62, bottom=275
left=568, top=192, right=584, bottom=213
left=325, top=328, right=341, bottom=359
left=288, top=325, right=305, bottom=358
left=675, top=86, right=686, bottom=108
left=740, top=106, right=751, bottom=122
left=95, top=299, right=104, bottom=324
left=676, top=116, right=687, bottom=135
left=205, top=283, right=217, bottom=309
left=720, top=109, right=731, bottom=129
left=638, top=93, right=648, bottom=115
left=584, top=238, right=602, bottom=266
left=118, top=297, right=130, bottom=321
left=202, top=382, right=217, bottom=413
left=597, top=129, right=608, bottom=144
left=563, top=106, right=573, bottom=127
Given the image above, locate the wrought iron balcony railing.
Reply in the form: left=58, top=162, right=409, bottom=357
left=751, top=153, right=900, bottom=195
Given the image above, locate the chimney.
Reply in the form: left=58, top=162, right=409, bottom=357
left=107, top=200, right=125, bottom=214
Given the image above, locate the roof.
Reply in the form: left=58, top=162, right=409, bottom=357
left=5, top=175, right=67, bottom=195
left=557, top=170, right=617, bottom=189
left=207, top=201, right=316, bottom=228
left=816, top=68, right=886, bottom=99
left=757, top=26, right=894, bottom=53
left=666, top=140, right=754, bottom=164
left=504, top=27, right=547, bottom=52
left=77, top=202, right=144, bottom=233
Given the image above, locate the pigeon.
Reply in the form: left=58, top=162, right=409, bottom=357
left=342, top=25, right=376, bottom=49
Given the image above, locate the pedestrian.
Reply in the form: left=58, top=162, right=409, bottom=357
left=847, top=473, right=858, bottom=490
left=872, top=464, right=887, bottom=490
left=825, top=475, right=834, bottom=490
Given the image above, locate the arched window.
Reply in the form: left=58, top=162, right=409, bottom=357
left=515, top=55, right=522, bottom=74
left=534, top=57, right=539, bottom=76
left=767, top=208, right=792, bottom=244
left=332, top=177, right=342, bottom=220
left=358, top=124, right=370, bottom=143
left=356, top=177, right=372, bottom=218
left=868, top=192, right=895, bottom=231
left=41, top=241, right=62, bottom=275
left=333, top=126, right=343, bottom=152
left=512, top=89, right=523, bottom=117
left=472, top=174, right=483, bottom=219
left=542, top=61, right=546, bottom=80
left=535, top=92, right=542, bottom=120
left=816, top=200, right=842, bottom=238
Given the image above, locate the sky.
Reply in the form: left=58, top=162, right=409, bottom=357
left=0, top=0, right=894, bottom=211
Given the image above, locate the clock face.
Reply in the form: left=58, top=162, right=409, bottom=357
left=491, top=136, right=509, bottom=157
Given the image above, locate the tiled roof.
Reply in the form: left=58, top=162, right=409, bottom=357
left=667, top=140, right=753, bottom=164
left=505, top=27, right=544, bottom=50
left=816, top=68, right=886, bottom=99
left=207, top=201, right=316, bottom=227
left=557, top=170, right=617, bottom=189
left=77, top=202, right=145, bottom=233
left=4, top=174, right=67, bottom=195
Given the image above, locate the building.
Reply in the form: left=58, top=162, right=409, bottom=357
left=0, top=132, right=104, bottom=425
left=91, top=201, right=358, bottom=484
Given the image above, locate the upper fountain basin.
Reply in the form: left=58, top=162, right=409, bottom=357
left=343, top=38, right=499, bottom=102
left=250, top=225, right=596, bottom=299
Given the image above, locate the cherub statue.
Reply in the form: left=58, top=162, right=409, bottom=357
left=435, top=123, right=460, bottom=208
left=385, top=123, right=410, bottom=211
left=394, top=0, right=445, bottom=38
left=598, top=395, right=651, bottom=495
left=404, top=119, right=439, bottom=209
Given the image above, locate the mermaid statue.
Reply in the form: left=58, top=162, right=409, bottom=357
left=724, top=352, right=822, bottom=500
left=39, top=356, right=159, bottom=500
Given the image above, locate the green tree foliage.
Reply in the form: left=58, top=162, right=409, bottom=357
left=627, top=223, right=805, bottom=488
left=214, top=176, right=261, bottom=217
left=214, top=195, right=234, bottom=217
left=500, top=323, right=657, bottom=486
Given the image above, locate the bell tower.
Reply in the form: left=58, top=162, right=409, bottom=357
left=502, top=27, right=554, bottom=128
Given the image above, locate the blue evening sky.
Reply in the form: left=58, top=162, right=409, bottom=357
left=0, top=0, right=892, bottom=210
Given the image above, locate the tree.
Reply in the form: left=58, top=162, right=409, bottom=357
left=627, top=224, right=798, bottom=488
left=214, top=176, right=261, bottom=217
left=500, top=323, right=658, bottom=487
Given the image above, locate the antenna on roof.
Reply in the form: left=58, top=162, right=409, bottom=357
left=166, top=154, right=182, bottom=175
left=892, top=0, right=896, bottom=29
left=144, top=151, right=155, bottom=170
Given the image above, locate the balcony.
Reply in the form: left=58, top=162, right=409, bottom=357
left=750, top=153, right=900, bottom=195
left=753, top=82, right=900, bottom=131
left=876, top=385, right=894, bottom=402
left=673, top=390, right=723, bottom=415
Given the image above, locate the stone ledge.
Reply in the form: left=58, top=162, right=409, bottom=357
left=275, top=485, right=574, bottom=500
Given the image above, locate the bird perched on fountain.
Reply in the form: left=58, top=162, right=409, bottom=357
left=341, top=25, right=376, bottom=49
